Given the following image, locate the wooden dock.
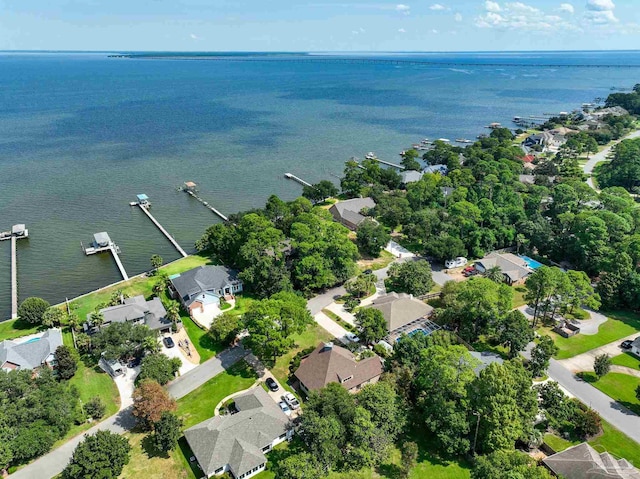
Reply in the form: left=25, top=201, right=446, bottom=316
left=284, top=173, right=312, bottom=187
left=109, top=244, right=129, bottom=281
left=137, top=204, right=188, bottom=257
left=183, top=189, right=229, bottom=222
left=10, top=237, right=17, bottom=319
left=372, top=158, right=404, bottom=170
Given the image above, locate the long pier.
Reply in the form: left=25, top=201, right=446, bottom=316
left=284, top=173, right=311, bottom=187
left=137, top=204, right=188, bottom=257
left=182, top=187, right=229, bottom=222
left=373, top=158, right=404, bottom=170
left=109, top=244, right=129, bottom=281
left=11, top=237, right=17, bottom=319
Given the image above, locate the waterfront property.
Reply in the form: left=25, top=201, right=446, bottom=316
left=366, top=292, right=438, bottom=343
left=329, top=197, right=376, bottom=230
left=184, top=387, right=293, bottom=479
left=542, top=442, right=640, bottom=479
left=399, top=170, right=424, bottom=184
left=85, top=294, right=174, bottom=334
left=169, top=265, right=243, bottom=310
left=0, top=328, right=62, bottom=372
left=293, top=342, right=382, bottom=394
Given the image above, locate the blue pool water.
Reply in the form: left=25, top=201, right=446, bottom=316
left=22, top=337, right=41, bottom=344
left=520, top=255, right=543, bottom=270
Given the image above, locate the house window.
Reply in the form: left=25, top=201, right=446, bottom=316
left=340, top=375, right=353, bottom=383
left=262, top=445, right=271, bottom=452
left=279, top=433, right=286, bottom=439
left=215, top=467, right=224, bottom=474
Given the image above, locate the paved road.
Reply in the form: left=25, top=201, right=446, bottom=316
left=548, top=359, right=640, bottom=444
left=558, top=333, right=640, bottom=373
left=167, top=344, right=249, bottom=400
left=584, top=129, right=640, bottom=190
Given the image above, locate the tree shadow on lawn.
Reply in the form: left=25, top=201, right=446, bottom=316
left=141, top=432, right=170, bottom=459
left=577, top=372, right=640, bottom=416
left=178, top=437, right=202, bottom=478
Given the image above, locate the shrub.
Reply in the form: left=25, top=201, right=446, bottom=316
left=17, top=297, right=50, bottom=325
left=84, top=396, right=106, bottom=420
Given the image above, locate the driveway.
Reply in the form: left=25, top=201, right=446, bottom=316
left=313, top=311, right=352, bottom=344
left=583, top=130, right=640, bottom=190
left=113, top=365, right=139, bottom=409
left=167, top=344, right=249, bottom=400
left=558, top=333, right=640, bottom=375
left=159, top=333, right=198, bottom=376
left=325, top=302, right=356, bottom=326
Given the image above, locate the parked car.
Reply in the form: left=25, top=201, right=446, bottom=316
left=621, top=339, right=634, bottom=350
left=346, top=332, right=360, bottom=343
left=363, top=269, right=373, bottom=275
left=278, top=401, right=292, bottom=416
left=282, top=392, right=300, bottom=410
left=463, top=266, right=475, bottom=273
left=163, top=337, right=175, bottom=349
left=445, top=257, right=468, bottom=269
left=266, top=377, right=279, bottom=392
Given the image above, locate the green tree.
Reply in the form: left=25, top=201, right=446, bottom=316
left=91, top=322, right=158, bottom=361
left=357, top=381, right=406, bottom=439
left=635, top=384, right=640, bottom=402
left=17, top=297, right=50, bottom=325
left=529, top=336, right=557, bottom=378
left=483, top=265, right=504, bottom=284
left=150, top=254, right=163, bottom=273
left=496, top=310, right=534, bottom=358
left=61, top=430, right=131, bottom=479
left=356, top=219, right=390, bottom=257
left=89, top=310, right=105, bottom=330
left=400, top=149, right=421, bottom=171
left=399, top=441, right=418, bottom=479
left=151, top=412, right=182, bottom=453
left=164, top=301, right=181, bottom=331
left=575, top=408, right=602, bottom=438
left=345, top=274, right=376, bottom=299
left=42, top=307, right=65, bottom=327
left=387, top=260, right=434, bottom=296
left=276, top=452, right=323, bottom=479
left=594, top=354, right=611, bottom=379
left=137, top=353, right=182, bottom=385
left=472, top=450, right=554, bottom=479
left=565, top=270, right=601, bottom=313
left=209, top=312, right=244, bottom=345
left=84, top=396, right=106, bottom=420
left=354, top=308, right=387, bottom=344
left=54, top=345, right=78, bottom=380
left=303, top=180, right=339, bottom=203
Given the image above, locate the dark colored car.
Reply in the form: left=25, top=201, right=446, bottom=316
left=163, top=336, right=175, bottom=349
left=621, top=340, right=634, bottom=350
left=363, top=269, right=373, bottom=275
left=266, top=377, right=279, bottom=392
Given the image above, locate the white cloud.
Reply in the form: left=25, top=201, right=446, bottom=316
left=559, top=3, right=574, bottom=13
left=431, top=29, right=439, bottom=33
left=506, top=2, right=539, bottom=14
left=396, top=4, right=411, bottom=14
left=485, top=1, right=501, bottom=12
left=398, top=27, right=406, bottom=33
left=352, top=27, right=366, bottom=34
left=429, top=3, right=447, bottom=10
left=190, top=33, right=200, bottom=40
left=586, top=0, right=615, bottom=11
left=454, top=12, right=463, bottom=21
left=475, top=11, right=505, bottom=27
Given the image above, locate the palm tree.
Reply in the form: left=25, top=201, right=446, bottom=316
left=90, top=311, right=105, bottom=330
left=483, top=266, right=504, bottom=284
left=165, top=301, right=181, bottom=331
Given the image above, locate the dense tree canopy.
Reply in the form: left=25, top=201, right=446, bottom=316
left=91, top=322, right=158, bottom=361
left=387, top=260, right=434, bottom=296
left=137, top=353, right=182, bottom=385
left=62, top=431, right=131, bottom=479
left=17, top=297, right=50, bottom=325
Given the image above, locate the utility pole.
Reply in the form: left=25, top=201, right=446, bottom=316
left=472, top=411, right=481, bottom=456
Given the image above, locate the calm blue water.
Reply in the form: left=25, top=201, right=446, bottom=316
left=1, top=51, right=639, bottom=318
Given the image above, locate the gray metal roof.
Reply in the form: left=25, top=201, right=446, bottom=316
left=170, top=266, right=240, bottom=304
left=543, top=443, right=640, bottom=479
left=469, top=351, right=504, bottom=374
left=93, top=232, right=111, bottom=247
left=400, top=170, right=424, bottom=184
left=329, top=197, right=376, bottom=227
left=0, top=329, right=63, bottom=370
left=184, top=387, right=290, bottom=478
left=88, top=295, right=170, bottom=331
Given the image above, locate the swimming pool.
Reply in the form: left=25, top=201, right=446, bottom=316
left=520, top=255, right=543, bottom=270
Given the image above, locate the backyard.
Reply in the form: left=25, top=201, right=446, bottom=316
left=541, top=310, right=640, bottom=359
left=119, top=432, right=195, bottom=479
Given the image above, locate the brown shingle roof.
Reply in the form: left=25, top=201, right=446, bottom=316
left=294, top=343, right=382, bottom=392
left=368, top=293, right=434, bottom=332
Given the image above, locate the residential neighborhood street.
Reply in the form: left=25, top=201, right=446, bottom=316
left=558, top=333, right=640, bottom=376
left=583, top=129, right=640, bottom=190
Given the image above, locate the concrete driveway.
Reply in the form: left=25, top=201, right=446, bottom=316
left=558, top=333, right=640, bottom=375
left=159, top=333, right=197, bottom=376
left=313, top=311, right=352, bottom=344
left=325, top=302, right=356, bottom=326
left=112, top=365, right=139, bottom=409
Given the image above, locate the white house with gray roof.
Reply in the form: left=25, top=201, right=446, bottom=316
left=169, top=265, right=243, bottom=309
left=184, top=387, right=293, bottom=479
left=329, top=197, right=376, bottom=230
left=85, top=295, right=173, bottom=334
left=0, top=329, right=63, bottom=372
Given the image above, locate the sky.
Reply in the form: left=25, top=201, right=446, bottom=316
left=0, top=0, right=639, bottom=52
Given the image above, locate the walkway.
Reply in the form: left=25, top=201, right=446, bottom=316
left=10, top=236, right=17, bottom=318
left=313, top=311, right=353, bottom=344
left=583, top=129, right=640, bottom=190
left=137, top=204, right=188, bottom=258
left=558, top=333, right=640, bottom=375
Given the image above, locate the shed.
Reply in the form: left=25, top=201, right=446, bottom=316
left=184, top=181, right=197, bottom=191
left=93, top=232, right=111, bottom=247
left=11, top=224, right=26, bottom=236
left=136, top=194, right=150, bottom=205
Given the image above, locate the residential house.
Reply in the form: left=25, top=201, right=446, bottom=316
left=631, top=337, right=640, bottom=357
left=469, top=351, right=504, bottom=375
left=543, top=442, right=640, bottom=479
left=367, top=292, right=438, bottom=343
left=400, top=170, right=424, bottom=185
left=169, top=265, right=243, bottom=310
left=423, top=164, right=448, bottom=175
left=329, top=197, right=376, bottom=230
left=293, top=342, right=382, bottom=394
left=591, top=106, right=629, bottom=118
left=0, top=329, right=63, bottom=372
left=474, top=252, right=533, bottom=285
left=184, top=387, right=293, bottom=479
left=85, top=295, right=173, bottom=334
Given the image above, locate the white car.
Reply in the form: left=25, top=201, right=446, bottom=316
left=278, top=401, right=292, bottom=416
left=445, top=257, right=468, bottom=269
left=282, top=392, right=300, bottom=410
left=346, top=332, right=360, bottom=343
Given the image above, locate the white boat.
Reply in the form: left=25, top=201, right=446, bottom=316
left=455, top=138, right=473, bottom=144
left=438, top=138, right=451, bottom=143
left=365, top=152, right=377, bottom=160
left=399, top=150, right=406, bottom=156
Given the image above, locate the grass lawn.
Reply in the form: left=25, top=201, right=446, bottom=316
left=69, top=254, right=212, bottom=322
left=579, top=372, right=640, bottom=415
left=543, top=310, right=640, bottom=360
left=357, top=250, right=396, bottom=272
left=0, top=319, right=40, bottom=341
left=611, top=352, right=640, bottom=371
left=269, top=323, right=333, bottom=393
left=512, top=286, right=527, bottom=308
left=119, top=432, right=195, bottom=479
left=176, top=360, right=258, bottom=429
left=180, top=314, right=224, bottom=363
left=543, top=433, right=579, bottom=452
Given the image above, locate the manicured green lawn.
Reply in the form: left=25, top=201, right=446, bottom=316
left=580, top=372, right=640, bottom=415
left=544, top=310, right=640, bottom=359
left=611, top=352, right=640, bottom=371
left=270, top=323, right=333, bottom=393
left=0, top=318, right=40, bottom=341
left=119, top=432, right=194, bottom=479
left=180, top=314, right=224, bottom=363
left=543, top=433, right=579, bottom=452
left=176, top=360, right=258, bottom=429
left=69, top=254, right=212, bottom=321
left=512, top=286, right=527, bottom=308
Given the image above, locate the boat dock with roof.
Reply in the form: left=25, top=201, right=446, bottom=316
left=82, top=232, right=129, bottom=281
left=181, top=182, right=229, bottom=222
left=1, top=225, right=29, bottom=319
left=132, top=194, right=188, bottom=257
